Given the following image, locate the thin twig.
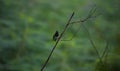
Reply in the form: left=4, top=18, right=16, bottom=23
left=61, top=6, right=98, bottom=41
left=60, top=7, right=97, bottom=41
left=69, top=7, right=105, bottom=64
left=41, top=6, right=99, bottom=71
left=40, top=12, right=74, bottom=71
left=91, top=25, right=109, bottom=60
left=101, top=40, right=109, bottom=59
left=70, top=6, right=97, bottom=24
left=61, top=22, right=82, bottom=41
left=82, top=24, right=104, bottom=65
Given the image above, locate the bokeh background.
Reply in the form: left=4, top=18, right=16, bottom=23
left=0, top=0, right=120, bottom=71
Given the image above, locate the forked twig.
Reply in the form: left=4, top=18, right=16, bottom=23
left=70, top=6, right=97, bottom=24
left=91, top=25, right=109, bottom=60
left=40, top=12, right=74, bottom=71
left=61, top=6, right=98, bottom=41
left=89, top=25, right=109, bottom=71
left=41, top=6, right=99, bottom=71
left=101, top=40, right=109, bottom=58
left=82, top=24, right=104, bottom=65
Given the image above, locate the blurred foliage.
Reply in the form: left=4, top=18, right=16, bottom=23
left=0, top=0, right=120, bottom=71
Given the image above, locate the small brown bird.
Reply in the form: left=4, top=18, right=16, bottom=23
left=53, top=31, right=59, bottom=41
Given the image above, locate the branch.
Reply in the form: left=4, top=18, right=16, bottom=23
left=70, top=6, right=97, bottom=24
left=61, top=6, right=98, bottom=42
left=101, top=40, right=109, bottom=59
left=69, top=7, right=104, bottom=64
left=41, top=6, right=99, bottom=71
left=62, top=6, right=98, bottom=41
left=40, top=12, right=74, bottom=71
left=82, top=24, right=104, bottom=65
left=91, top=25, right=109, bottom=60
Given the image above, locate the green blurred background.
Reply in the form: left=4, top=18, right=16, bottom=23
left=0, top=0, right=120, bottom=71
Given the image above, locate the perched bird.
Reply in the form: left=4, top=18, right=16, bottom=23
left=53, top=31, right=59, bottom=41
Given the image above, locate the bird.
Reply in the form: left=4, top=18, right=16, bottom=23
left=53, top=31, right=59, bottom=41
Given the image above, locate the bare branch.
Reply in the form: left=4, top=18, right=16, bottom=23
left=70, top=6, right=97, bottom=24
left=101, top=40, right=109, bottom=59
left=40, top=12, right=74, bottom=71
left=81, top=24, right=104, bottom=65
left=91, top=25, right=109, bottom=60
left=40, top=6, right=100, bottom=71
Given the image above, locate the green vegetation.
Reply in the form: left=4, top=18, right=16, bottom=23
left=0, top=0, right=120, bottom=71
